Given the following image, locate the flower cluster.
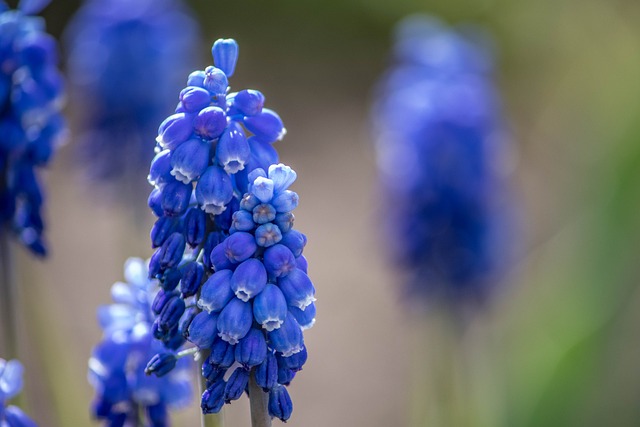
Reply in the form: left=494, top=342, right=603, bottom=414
left=0, top=0, right=65, bottom=256
left=373, top=15, right=512, bottom=304
left=89, top=258, right=192, bottom=426
left=64, top=0, right=198, bottom=188
left=0, top=357, right=37, bottom=426
left=146, top=38, right=315, bottom=422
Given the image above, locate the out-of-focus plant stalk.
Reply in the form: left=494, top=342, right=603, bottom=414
left=0, top=225, right=18, bottom=360
left=248, top=370, right=271, bottom=427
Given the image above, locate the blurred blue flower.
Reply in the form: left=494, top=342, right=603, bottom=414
left=145, top=39, right=314, bottom=422
left=373, top=15, right=515, bottom=305
left=89, top=257, right=192, bottom=426
left=0, top=0, right=65, bottom=256
left=64, top=0, right=199, bottom=193
left=0, top=357, right=37, bottom=426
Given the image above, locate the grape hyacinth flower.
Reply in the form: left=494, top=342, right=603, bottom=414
left=0, top=358, right=37, bottom=426
left=64, top=0, right=198, bottom=193
left=145, top=38, right=315, bottom=423
left=373, top=15, right=513, bottom=306
left=89, top=258, right=193, bottom=426
left=0, top=0, right=65, bottom=256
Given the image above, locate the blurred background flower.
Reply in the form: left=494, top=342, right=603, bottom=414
left=9, top=0, right=640, bottom=426
left=63, top=0, right=199, bottom=208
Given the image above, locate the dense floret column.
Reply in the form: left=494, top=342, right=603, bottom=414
left=372, top=16, right=515, bottom=427
left=145, top=39, right=316, bottom=426
left=0, top=0, right=66, bottom=359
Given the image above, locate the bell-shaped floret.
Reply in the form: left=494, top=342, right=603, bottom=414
left=278, top=268, right=316, bottom=311
left=231, top=258, right=267, bottom=302
left=198, top=270, right=234, bottom=313
left=267, top=314, right=304, bottom=357
left=217, top=122, right=249, bottom=174
left=187, top=312, right=219, bottom=349
left=196, top=166, right=233, bottom=214
left=243, top=109, right=285, bottom=143
left=217, top=298, right=253, bottom=344
left=201, top=379, right=226, bottom=414
left=289, top=303, right=316, bottom=330
left=170, top=138, right=210, bottom=183
left=252, top=284, right=287, bottom=332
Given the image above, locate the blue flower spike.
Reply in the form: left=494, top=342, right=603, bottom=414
left=372, top=15, right=514, bottom=305
left=0, top=2, right=66, bottom=256
left=145, top=39, right=315, bottom=422
left=89, top=258, right=193, bottom=426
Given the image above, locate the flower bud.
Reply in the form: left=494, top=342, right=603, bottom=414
left=268, top=385, right=293, bottom=422
left=268, top=163, right=297, bottom=193
left=252, top=203, right=276, bottom=225
left=231, top=210, right=254, bottom=232
left=280, top=230, right=307, bottom=258
left=224, top=367, right=249, bottom=402
left=145, top=353, right=177, bottom=377
left=152, top=290, right=179, bottom=315
left=212, top=39, right=239, bottom=78
left=187, top=70, right=206, bottom=88
left=179, top=261, right=205, bottom=298
left=209, top=242, right=235, bottom=271
left=150, top=216, right=178, bottom=248
left=223, top=232, right=256, bottom=263
left=203, top=66, right=228, bottom=95
left=194, top=106, right=226, bottom=140
left=184, top=207, right=206, bottom=247
left=243, top=108, right=285, bottom=143
left=233, top=89, right=264, bottom=116
left=255, top=223, right=282, bottom=248
left=179, top=86, right=211, bottom=113
left=235, top=328, right=267, bottom=369
left=263, top=244, right=296, bottom=278
left=255, top=351, right=278, bottom=391
left=271, top=190, right=299, bottom=213
left=274, top=212, right=294, bottom=234
left=161, top=180, right=192, bottom=217
left=157, top=232, right=186, bottom=269
left=250, top=176, right=274, bottom=203
left=157, top=113, right=193, bottom=150
left=209, top=338, right=235, bottom=368
left=201, top=380, right=226, bottom=414
left=159, top=296, right=185, bottom=332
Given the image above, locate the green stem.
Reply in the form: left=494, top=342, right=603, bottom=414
left=0, top=225, right=18, bottom=360
left=248, top=370, right=271, bottom=427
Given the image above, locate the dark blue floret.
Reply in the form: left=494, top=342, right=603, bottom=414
left=224, top=367, right=249, bottom=402
left=268, top=385, right=293, bottom=422
left=145, top=353, right=178, bottom=377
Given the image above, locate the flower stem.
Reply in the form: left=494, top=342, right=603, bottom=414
left=0, top=225, right=18, bottom=359
left=248, top=370, right=271, bottom=427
